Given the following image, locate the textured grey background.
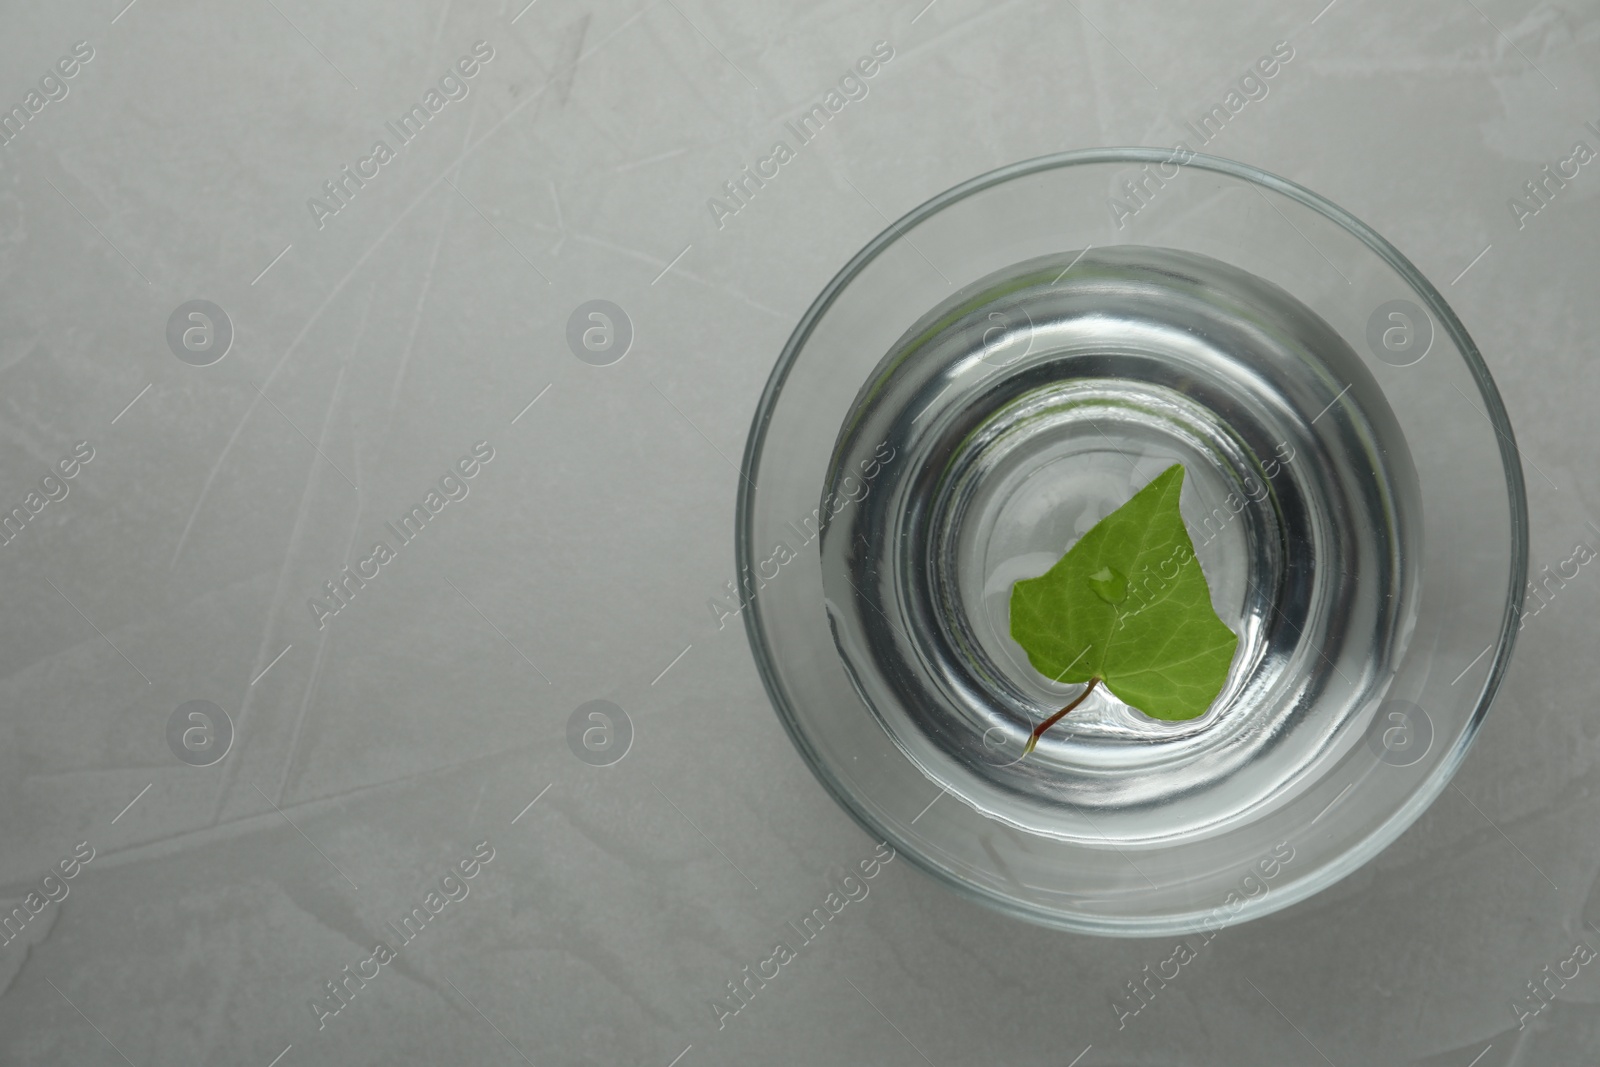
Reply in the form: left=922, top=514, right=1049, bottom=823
left=0, top=0, right=1597, bottom=1064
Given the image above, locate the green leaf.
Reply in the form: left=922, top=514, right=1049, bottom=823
left=1009, top=463, right=1238, bottom=724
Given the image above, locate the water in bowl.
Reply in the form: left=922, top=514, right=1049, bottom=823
left=819, top=246, right=1422, bottom=845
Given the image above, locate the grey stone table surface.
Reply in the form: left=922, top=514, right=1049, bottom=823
left=1, top=0, right=1597, bottom=1063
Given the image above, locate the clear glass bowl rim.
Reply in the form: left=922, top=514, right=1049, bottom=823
left=735, top=147, right=1531, bottom=933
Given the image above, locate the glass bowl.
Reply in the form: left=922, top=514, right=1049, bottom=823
left=736, top=148, right=1528, bottom=936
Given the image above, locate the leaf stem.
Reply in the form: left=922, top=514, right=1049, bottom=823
left=1023, top=677, right=1101, bottom=756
